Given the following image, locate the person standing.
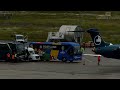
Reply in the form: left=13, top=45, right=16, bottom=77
left=6, top=53, right=11, bottom=61
left=38, top=48, right=43, bottom=61
left=11, top=52, right=15, bottom=62
left=82, top=42, right=86, bottom=50
left=80, top=46, right=85, bottom=55
left=98, top=55, right=101, bottom=65
left=80, top=46, right=85, bottom=65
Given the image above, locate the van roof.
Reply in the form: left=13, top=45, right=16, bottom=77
left=15, top=34, right=23, bottom=36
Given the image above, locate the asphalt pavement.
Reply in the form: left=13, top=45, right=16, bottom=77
left=0, top=48, right=120, bottom=79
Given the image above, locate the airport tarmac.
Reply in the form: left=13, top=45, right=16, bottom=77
left=0, top=48, right=120, bottom=79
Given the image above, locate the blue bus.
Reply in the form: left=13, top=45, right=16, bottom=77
left=29, top=42, right=82, bottom=62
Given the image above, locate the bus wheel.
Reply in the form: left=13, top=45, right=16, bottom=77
left=62, top=58, right=67, bottom=62
left=28, top=58, right=32, bottom=62
left=46, top=59, right=49, bottom=62
left=70, top=60, right=73, bottom=63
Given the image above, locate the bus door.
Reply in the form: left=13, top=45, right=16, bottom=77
left=50, top=45, right=59, bottom=60
left=58, top=45, right=74, bottom=61
left=41, top=45, right=51, bottom=61
left=66, top=46, right=74, bottom=61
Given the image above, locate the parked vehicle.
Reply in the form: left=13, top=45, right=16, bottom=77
left=15, top=34, right=25, bottom=42
left=29, top=42, right=82, bottom=62
left=8, top=42, right=40, bottom=62
left=0, top=43, right=12, bottom=61
left=11, top=34, right=27, bottom=43
left=27, top=47, right=40, bottom=61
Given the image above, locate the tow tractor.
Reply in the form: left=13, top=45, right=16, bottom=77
left=8, top=42, right=40, bottom=62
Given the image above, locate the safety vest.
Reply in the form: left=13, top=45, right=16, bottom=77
left=80, top=47, right=84, bottom=53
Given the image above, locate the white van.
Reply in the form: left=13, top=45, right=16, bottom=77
left=27, top=47, right=40, bottom=61
left=15, top=34, right=27, bottom=43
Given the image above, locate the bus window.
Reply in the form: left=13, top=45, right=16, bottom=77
left=39, top=45, right=42, bottom=49
left=51, top=45, right=58, bottom=50
left=51, top=45, right=63, bottom=51
left=64, top=45, right=69, bottom=51
left=43, top=45, right=49, bottom=49
left=74, top=46, right=81, bottom=55
left=60, top=45, right=70, bottom=51
left=61, top=45, right=68, bottom=51
left=68, top=48, right=74, bottom=55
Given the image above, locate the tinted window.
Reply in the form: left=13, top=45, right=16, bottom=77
left=16, top=44, right=25, bottom=53
left=51, top=45, right=60, bottom=50
left=8, top=43, right=17, bottom=52
left=0, top=44, right=10, bottom=51
left=16, top=36, right=23, bottom=39
left=74, top=46, right=81, bottom=54
left=67, top=48, right=74, bottom=55
left=51, top=45, right=70, bottom=51
left=30, top=44, right=70, bottom=51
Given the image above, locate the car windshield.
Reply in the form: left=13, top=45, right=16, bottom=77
left=16, top=36, right=24, bottom=39
left=16, top=44, right=25, bottom=52
left=29, top=51, right=35, bottom=54
left=74, top=46, right=81, bottom=55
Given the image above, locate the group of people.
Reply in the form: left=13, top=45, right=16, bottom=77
left=6, top=52, right=17, bottom=62
left=34, top=48, right=44, bottom=56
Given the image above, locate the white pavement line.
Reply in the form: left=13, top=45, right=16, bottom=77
left=83, top=57, right=95, bottom=63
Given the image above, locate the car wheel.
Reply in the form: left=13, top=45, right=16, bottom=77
left=62, top=57, right=67, bottom=62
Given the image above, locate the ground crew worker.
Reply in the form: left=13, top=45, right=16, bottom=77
left=80, top=46, right=85, bottom=54
left=14, top=52, right=17, bottom=60
left=98, top=55, right=101, bottom=65
left=38, top=49, right=42, bottom=56
left=6, top=53, right=11, bottom=61
left=12, top=52, right=17, bottom=62
left=12, top=53, right=15, bottom=60
left=82, top=42, right=86, bottom=50
left=34, top=48, right=38, bottom=54
left=80, top=46, right=85, bottom=65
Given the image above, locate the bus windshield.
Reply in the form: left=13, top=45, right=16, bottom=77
left=73, top=46, right=81, bottom=55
